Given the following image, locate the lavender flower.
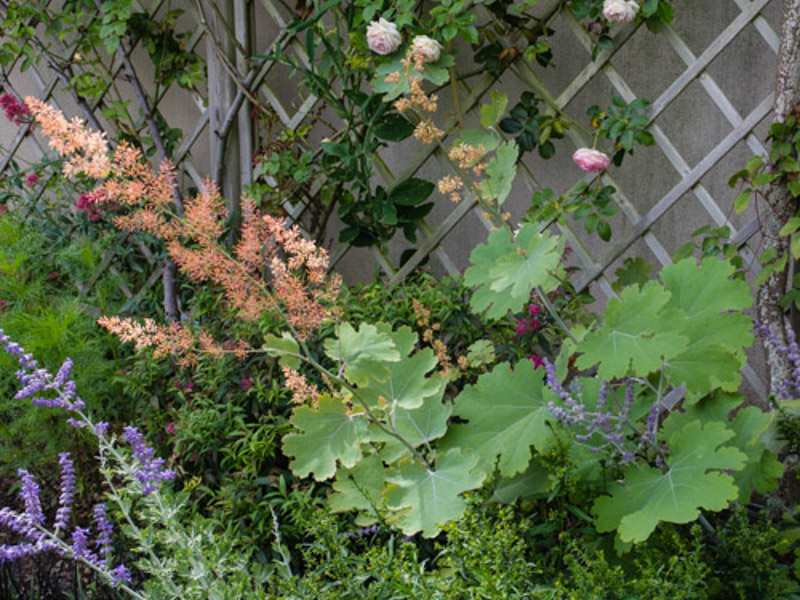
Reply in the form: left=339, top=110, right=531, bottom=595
left=93, top=504, right=114, bottom=562
left=18, top=469, right=44, bottom=525
left=123, top=426, right=175, bottom=495
left=0, top=330, right=134, bottom=590
left=756, top=321, right=800, bottom=400
left=53, top=453, right=75, bottom=532
left=544, top=358, right=643, bottom=462
left=110, top=564, right=132, bottom=586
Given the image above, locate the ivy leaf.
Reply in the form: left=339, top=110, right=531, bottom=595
left=480, top=141, right=518, bottom=205
left=464, top=223, right=563, bottom=320
left=283, top=395, right=369, bottom=481
left=385, top=449, right=485, bottom=537
left=576, top=281, right=688, bottom=379
left=324, top=322, right=400, bottom=385
left=439, top=362, right=554, bottom=477
left=593, top=421, right=747, bottom=543
left=329, top=453, right=386, bottom=525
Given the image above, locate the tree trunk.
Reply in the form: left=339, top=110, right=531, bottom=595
left=757, top=0, right=800, bottom=399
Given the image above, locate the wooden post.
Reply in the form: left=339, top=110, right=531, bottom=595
left=207, top=0, right=242, bottom=221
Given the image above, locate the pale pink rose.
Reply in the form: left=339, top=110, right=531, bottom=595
left=411, top=35, right=443, bottom=63
left=366, top=18, right=402, bottom=55
left=602, top=0, right=639, bottom=24
left=572, top=148, right=611, bottom=173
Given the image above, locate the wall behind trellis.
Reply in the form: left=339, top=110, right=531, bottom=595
left=0, top=0, right=785, bottom=401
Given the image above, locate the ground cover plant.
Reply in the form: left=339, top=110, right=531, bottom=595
left=0, top=0, right=800, bottom=598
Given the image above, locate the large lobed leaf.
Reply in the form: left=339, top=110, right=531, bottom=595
left=283, top=394, right=368, bottom=481
left=384, top=449, right=485, bottom=537
left=660, top=258, right=753, bottom=402
left=323, top=322, right=400, bottom=385
left=465, top=223, right=563, bottom=320
left=440, top=361, right=554, bottom=477
left=576, top=280, right=688, bottom=379
left=593, top=420, right=747, bottom=543
left=356, top=327, right=444, bottom=411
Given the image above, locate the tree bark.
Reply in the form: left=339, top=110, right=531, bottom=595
left=757, top=0, right=800, bottom=399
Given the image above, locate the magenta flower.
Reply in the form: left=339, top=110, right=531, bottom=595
left=0, top=94, right=29, bottom=125
left=25, top=173, right=37, bottom=186
left=572, top=147, right=611, bottom=173
left=527, top=355, right=545, bottom=369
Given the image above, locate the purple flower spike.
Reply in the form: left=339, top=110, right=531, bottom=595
left=71, top=526, right=98, bottom=562
left=110, top=564, right=132, bottom=586
left=18, top=469, right=44, bottom=525
left=123, top=426, right=175, bottom=495
left=93, top=504, right=114, bottom=562
left=54, top=453, right=75, bottom=532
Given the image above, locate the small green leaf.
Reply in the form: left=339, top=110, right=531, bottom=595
left=734, top=188, right=752, bottom=214
left=262, top=332, right=300, bottom=369
left=374, top=113, right=415, bottom=141
left=480, top=141, right=519, bottom=205
left=480, top=91, right=508, bottom=128
left=388, top=178, right=435, bottom=206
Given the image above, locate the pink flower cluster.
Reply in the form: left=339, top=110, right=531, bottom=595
left=77, top=189, right=115, bottom=222
left=0, top=94, right=29, bottom=125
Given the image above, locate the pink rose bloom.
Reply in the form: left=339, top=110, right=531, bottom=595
left=572, top=148, right=611, bottom=173
left=25, top=173, right=37, bottom=186
left=602, top=0, right=639, bottom=24
left=366, top=18, right=402, bottom=55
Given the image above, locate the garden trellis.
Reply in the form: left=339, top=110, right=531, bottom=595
left=0, top=0, right=783, bottom=401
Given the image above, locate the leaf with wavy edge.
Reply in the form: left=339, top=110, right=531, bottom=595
left=576, top=281, right=688, bottom=379
left=593, top=421, right=746, bottom=543
left=329, top=453, right=385, bottom=525
left=660, top=258, right=754, bottom=401
left=465, top=223, right=562, bottom=320
left=440, top=361, right=554, bottom=477
left=323, top=322, right=400, bottom=385
left=283, top=394, right=368, bottom=481
left=385, top=449, right=485, bottom=537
